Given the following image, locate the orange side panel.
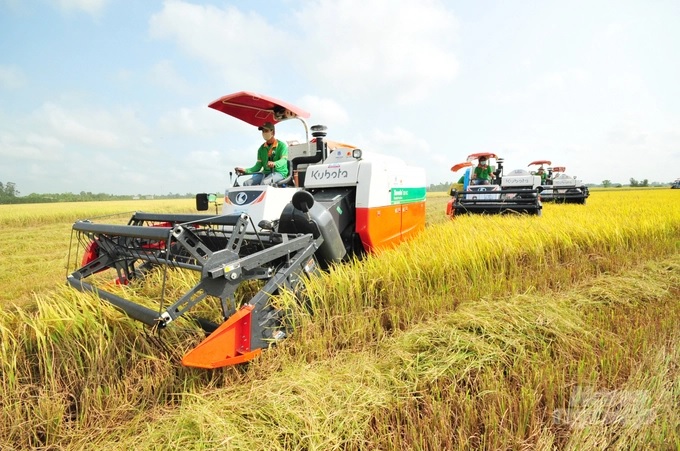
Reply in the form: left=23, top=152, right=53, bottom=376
left=181, top=305, right=261, bottom=369
left=356, top=206, right=401, bottom=253
left=401, top=201, right=426, bottom=239
left=355, top=201, right=426, bottom=253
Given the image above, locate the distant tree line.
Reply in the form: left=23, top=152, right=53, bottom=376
left=0, top=181, right=19, bottom=200
left=427, top=182, right=453, bottom=192
left=628, top=178, right=649, bottom=187
left=602, top=178, right=658, bottom=188
left=0, top=181, right=194, bottom=204
left=0, top=179, right=674, bottom=204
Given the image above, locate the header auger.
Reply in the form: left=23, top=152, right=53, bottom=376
left=68, top=210, right=321, bottom=368
left=66, top=91, right=427, bottom=369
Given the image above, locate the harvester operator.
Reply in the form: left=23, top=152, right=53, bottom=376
left=235, top=122, right=289, bottom=186
left=537, top=167, right=547, bottom=184
left=471, top=156, right=495, bottom=185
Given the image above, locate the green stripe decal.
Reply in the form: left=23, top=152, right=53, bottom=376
left=391, top=187, right=426, bottom=204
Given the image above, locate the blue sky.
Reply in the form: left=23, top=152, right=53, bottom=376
left=1, top=0, right=679, bottom=195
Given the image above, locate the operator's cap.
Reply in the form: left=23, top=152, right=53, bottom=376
left=258, top=122, right=275, bottom=132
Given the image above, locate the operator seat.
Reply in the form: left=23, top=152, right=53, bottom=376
left=273, top=159, right=295, bottom=187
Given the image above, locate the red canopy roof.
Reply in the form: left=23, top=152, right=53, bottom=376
left=451, top=153, right=499, bottom=171
left=466, top=152, right=498, bottom=162
left=208, top=91, right=310, bottom=127
left=450, top=161, right=473, bottom=172
left=528, top=160, right=551, bottom=166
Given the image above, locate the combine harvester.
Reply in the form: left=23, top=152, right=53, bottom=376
left=446, top=152, right=542, bottom=217
left=528, top=160, right=590, bottom=204
left=66, top=91, right=427, bottom=369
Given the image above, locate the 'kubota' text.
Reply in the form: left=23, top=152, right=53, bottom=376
left=309, top=167, right=349, bottom=181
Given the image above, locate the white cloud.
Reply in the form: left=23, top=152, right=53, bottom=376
left=349, top=126, right=434, bottom=177
left=157, top=101, right=247, bottom=139
left=149, top=1, right=289, bottom=89
left=293, top=0, right=459, bottom=105
left=298, top=95, right=349, bottom=127
left=0, top=65, right=26, bottom=90
left=148, top=0, right=459, bottom=105
left=0, top=131, right=64, bottom=161
left=368, top=127, right=431, bottom=156
left=39, top=103, right=122, bottom=149
left=604, top=22, right=626, bottom=39
left=158, top=105, right=218, bottom=135
left=607, top=120, right=648, bottom=148
left=491, top=68, right=589, bottom=105
left=605, top=116, right=680, bottom=173
left=158, top=107, right=199, bottom=135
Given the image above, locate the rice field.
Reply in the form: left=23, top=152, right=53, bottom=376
left=0, top=188, right=679, bottom=450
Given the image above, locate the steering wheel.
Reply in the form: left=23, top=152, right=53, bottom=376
left=231, top=168, right=249, bottom=187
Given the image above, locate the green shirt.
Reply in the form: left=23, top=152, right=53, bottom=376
left=245, top=139, right=289, bottom=177
left=532, top=170, right=547, bottom=183
left=474, top=165, right=493, bottom=181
